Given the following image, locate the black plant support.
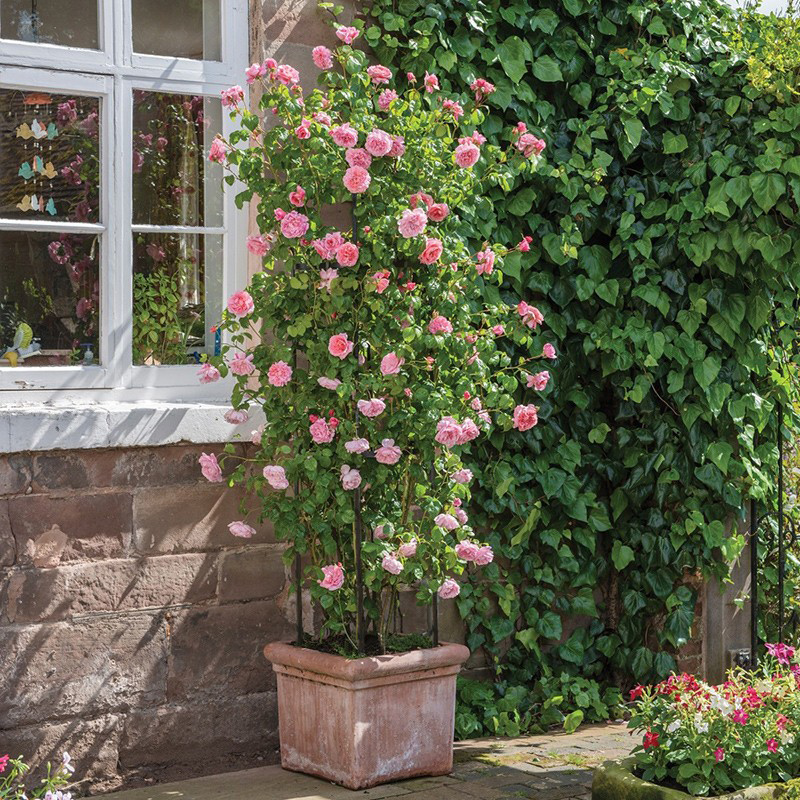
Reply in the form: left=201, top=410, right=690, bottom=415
left=292, top=261, right=304, bottom=647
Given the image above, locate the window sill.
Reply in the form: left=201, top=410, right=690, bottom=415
left=0, top=400, right=264, bottom=454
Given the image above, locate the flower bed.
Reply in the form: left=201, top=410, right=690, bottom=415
left=626, top=644, right=800, bottom=796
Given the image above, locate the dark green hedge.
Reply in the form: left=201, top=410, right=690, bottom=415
left=365, top=0, right=800, bottom=698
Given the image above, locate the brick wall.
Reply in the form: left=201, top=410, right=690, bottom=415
left=0, top=444, right=294, bottom=793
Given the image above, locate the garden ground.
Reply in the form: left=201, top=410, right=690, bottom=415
left=99, top=722, right=630, bottom=800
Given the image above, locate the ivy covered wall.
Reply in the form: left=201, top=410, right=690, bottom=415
left=365, top=0, right=800, bottom=730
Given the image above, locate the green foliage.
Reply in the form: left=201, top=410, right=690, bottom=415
left=368, top=0, right=800, bottom=696
left=0, top=753, right=75, bottom=800
left=454, top=674, right=623, bottom=739
left=132, top=267, right=189, bottom=365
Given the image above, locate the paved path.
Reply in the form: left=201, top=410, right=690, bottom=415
left=98, top=722, right=632, bottom=800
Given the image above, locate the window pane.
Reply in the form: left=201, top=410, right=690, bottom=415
left=0, top=89, right=100, bottom=223
left=0, top=231, right=99, bottom=366
left=132, top=0, right=221, bottom=61
left=0, top=0, right=99, bottom=49
left=132, top=92, right=223, bottom=227
left=132, top=232, right=222, bottom=366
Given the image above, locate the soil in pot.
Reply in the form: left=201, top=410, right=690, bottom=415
left=295, top=632, right=434, bottom=658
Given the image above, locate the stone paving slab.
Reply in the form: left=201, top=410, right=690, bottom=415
left=98, top=722, right=630, bottom=800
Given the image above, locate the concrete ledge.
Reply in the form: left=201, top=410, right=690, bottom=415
left=0, top=402, right=265, bottom=453
left=592, top=758, right=783, bottom=800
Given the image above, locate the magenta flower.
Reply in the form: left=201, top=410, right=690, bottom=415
left=312, top=46, right=333, bottom=70
left=419, top=238, right=444, bottom=265
left=336, top=242, right=359, bottom=267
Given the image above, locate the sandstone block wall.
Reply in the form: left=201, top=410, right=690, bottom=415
left=0, top=444, right=294, bottom=793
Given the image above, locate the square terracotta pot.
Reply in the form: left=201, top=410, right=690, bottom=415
left=264, top=640, right=470, bottom=790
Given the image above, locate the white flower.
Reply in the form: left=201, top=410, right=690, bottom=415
left=666, top=719, right=682, bottom=734
left=694, top=713, right=709, bottom=734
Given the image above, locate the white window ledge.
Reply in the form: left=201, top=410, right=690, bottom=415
left=0, top=401, right=265, bottom=454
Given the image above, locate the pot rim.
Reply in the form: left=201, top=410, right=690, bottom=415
left=264, top=639, right=470, bottom=681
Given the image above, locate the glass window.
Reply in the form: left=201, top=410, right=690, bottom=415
left=0, top=230, right=100, bottom=365
left=132, top=91, right=223, bottom=227
left=0, top=88, right=100, bottom=223
left=0, top=0, right=99, bottom=49
left=132, top=232, right=223, bottom=365
left=132, top=0, right=221, bottom=61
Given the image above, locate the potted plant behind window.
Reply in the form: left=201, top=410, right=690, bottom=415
left=198, top=22, right=554, bottom=790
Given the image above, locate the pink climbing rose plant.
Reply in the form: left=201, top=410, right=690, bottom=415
left=198, top=24, right=551, bottom=651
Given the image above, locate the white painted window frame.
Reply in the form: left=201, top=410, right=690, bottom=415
left=0, top=0, right=249, bottom=403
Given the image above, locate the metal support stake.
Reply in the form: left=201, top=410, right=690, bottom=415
left=290, top=260, right=304, bottom=646
left=778, top=402, right=785, bottom=644
left=351, top=195, right=366, bottom=654
left=750, top=495, right=759, bottom=668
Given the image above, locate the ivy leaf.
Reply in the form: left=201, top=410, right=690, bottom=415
left=563, top=710, right=584, bottom=734
left=537, top=610, right=563, bottom=640
left=663, top=132, right=688, bottom=153
left=623, top=118, right=643, bottom=149
left=530, top=9, right=559, bottom=34
left=497, top=36, right=531, bottom=83
left=611, top=541, right=635, bottom=571
left=693, top=355, right=721, bottom=390
left=749, top=172, right=785, bottom=213
left=725, top=176, right=751, bottom=208
left=532, top=55, right=563, bottom=83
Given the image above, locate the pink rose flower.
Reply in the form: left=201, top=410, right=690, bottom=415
left=438, top=578, right=460, bottom=599
left=267, top=360, right=293, bottom=387
left=388, top=135, right=405, bottom=157
left=424, top=72, right=439, bottom=92
left=330, top=123, right=358, bottom=148
left=365, top=129, right=392, bottom=156
left=397, top=207, right=427, bottom=238
left=345, top=148, right=372, bottom=169
left=407, top=71, right=416, bottom=83
left=476, top=249, right=495, bottom=276
left=528, top=371, right=550, bottom=391
left=274, top=208, right=287, bottom=221
left=374, top=525, right=387, bottom=540
left=328, top=333, right=354, bottom=359
left=380, top=352, right=405, bottom=375
left=343, top=166, right=371, bottom=194
left=313, top=111, right=331, bottom=126
left=280, top=211, right=310, bottom=238
left=455, top=540, right=480, bottom=560
left=367, top=65, right=393, bottom=84
left=224, top=409, right=249, bottom=424
left=398, top=540, right=417, bottom=558
left=375, top=438, right=402, bottom=465
left=199, top=452, right=223, bottom=482
left=220, top=85, right=244, bottom=107
left=436, top=417, right=462, bottom=448
left=227, top=290, right=255, bottom=318
left=371, top=270, right=391, bottom=294
left=197, top=363, right=220, bottom=383
left=493, top=325, right=505, bottom=336
left=458, top=418, right=480, bottom=443
left=263, top=465, right=290, bottom=490
left=429, top=315, right=453, bottom=335
left=452, top=468, right=473, bottom=484
left=336, top=26, right=359, bottom=45
left=435, top=513, right=460, bottom=531
left=455, top=508, right=469, bottom=525
left=312, top=45, right=333, bottom=70
left=378, top=89, right=398, bottom=110
left=247, top=233, right=273, bottom=256
left=228, top=521, right=256, bottom=538
left=313, top=231, right=346, bottom=260
left=513, top=404, right=539, bottom=431
left=427, top=203, right=449, bottom=222
left=357, top=398, right=386, bottom=418
left=382, top=553, right=403, bottom=574
left=319, top=267, right=338, bottom=292
left=310, top=418, right=336, bottom=444
left=245, top=62, right=267, bottom=83
left=455, top=141, right=480, bottom=168
left=474, top=545, right=494, bottom=566
left=319, top=562, right=345, bottom=590
left=336, top=242, right=359, bottom=267
left=518, top=301, right=544, bottom=329
left=208, top=136, right=227, bottom=163
left=289, top=185, right=306, bottom=206
left=274, top=64, right=300, bottom=85
left=251, top=424, right=264, bottom=444
left=318, top=376, right=341, bottom=390
left=229, top=352, right=255, bottom=376
left=518, top=235, right=533, bottom=252
left=345, top=438, right=370, bottom=454
left=419, top=238, right=444, bottom=265
left=516, top=133, right=546, bottom=158
left=442, top=98, right=463, bottom=119
left=543, top=343, right=557, bottom=359
left=340, top=465, right=362, bottom=490
left=470, top=78, right=496, bottom=101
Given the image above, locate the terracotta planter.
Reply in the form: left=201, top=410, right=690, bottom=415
left=264, top=640, right=470, bottom=789
left=592, top=759, right=783, bottom=800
